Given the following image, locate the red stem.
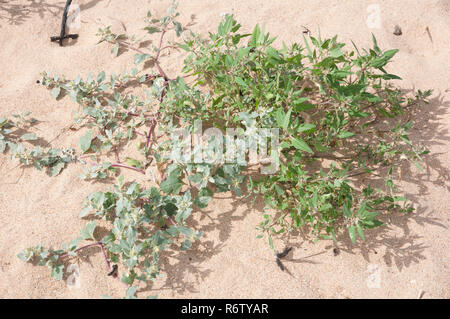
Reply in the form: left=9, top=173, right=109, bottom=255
left=155, top=29, right=166, bottom=61
left=155, top=61, right=170, bottom=81
left=168, top=216, right=176, bottom=226
left=99, top=243, right=111, bottom=270
left=60, top=242, right=111, bottom=271
left=133, top=129, right=146, bottom=137
left=145, top=119, right=157, bottom=148
left=111, top=162, right=146, bottom=174
left=117, top=40, right=147, bottom=55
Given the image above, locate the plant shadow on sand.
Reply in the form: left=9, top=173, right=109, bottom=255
left=48, top=89, right=448, bottom=294
left=137, top=188, right=267, bottom=294
left=325, top=91, right=449, bottom=271
left=140, top=90, right=449, bottom=293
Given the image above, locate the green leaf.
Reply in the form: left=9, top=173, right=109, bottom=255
left=282, top=109, right=292, bottom=130
left=125, top=286, right=138, bottom=299
left=79, top=130, right=93, bottom=153
left=112, top=42, right=119, bottom=57
left=414, top=161, right=423, bottom=172
left=249, top=24, right=261, bottom=47
left=144, top=26, right=159, bottom=34
left=160, top=172, right=183, bottom=195
left=80, top=221, right=97, bottom=240
left=314, top=142, right=329, bottom=152
left=194, top=188, right=213, bottom=208
left=235, top=76, right=248, bottom=89
left=291, top=137, right=313, bottom=153
left=69, top=237, right=82, bottom=250
left=125, top=157, right=142, bottom=168
left=337, top=131, right=355, bottom=139
left=178, top=43, right=191, bottom=51
left=266, top=46, right=283, bottom=63
left=51, top=264, right=64, bottom=280
left=275, top=109, right=285, bottom=128
left=0, top=140, right=6, bottom=153
left=371, top=33, right=380, bottom=53
left=97, top=71, right=106, bottom=83
left=297, top=123, right=315, bottom=132
left=21, top=133, right=38, bottom=141
left=134, top=53, right=151, bottom=65
left=187, top=173, right=203, bottom=184
left=403, top=121, right=413, bottom=130
left=343, top=203, right=352, bottom=218
left=329, top=47, right=343, bottom=58
left=51, top=87, right=61, bottom=100
left=363, top=219, right=384, bottom=229
left=79, top=206, right=92, bottom=219
left=356, top=224, right=365, bottom=240
left=17, top=250, right=32, bottom=262
left=294, top=102, right=315, bottom=112
left=121, top=271, right=136, bottom=285
left=49, top=161, right=66, bottom=177
left=181, top=239, right=192, bottom=251
left=173, top=21, right=183, bottom=37
left=383, top=49, right=399, bottom=60
left=348, top=225, right=356, bottom=244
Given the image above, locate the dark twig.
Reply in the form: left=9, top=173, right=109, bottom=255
left=275, top=246, right=293, bottom=272
left=50, top=0, right=79, bottom=46
left=111, top=162, right=146, bottom=174
left=107, top=264, right=118, bottom=277
left=276, top=258, right=285, bottom=271
left=276, top=246, right=293, bottom=259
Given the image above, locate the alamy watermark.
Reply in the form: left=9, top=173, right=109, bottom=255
left=66, top=3, right=81, bottom=30
left=366, top=4, right=381, bottom=29
left=169, top=120, right=280, bottom=174
left=366, top=264, right=381, bottom=288
left=66, top=264, right=81, bottom=289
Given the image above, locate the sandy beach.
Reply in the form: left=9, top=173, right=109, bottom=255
left=0, top=0, right=448, bottom=298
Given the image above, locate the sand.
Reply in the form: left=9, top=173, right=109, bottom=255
left=0, top=0, right=448, bottom=299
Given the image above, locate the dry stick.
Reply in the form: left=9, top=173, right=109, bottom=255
left=50, top=0, right=79, bottom=46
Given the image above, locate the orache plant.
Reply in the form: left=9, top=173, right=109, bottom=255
left=12, top=2, right=431, bottom=298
